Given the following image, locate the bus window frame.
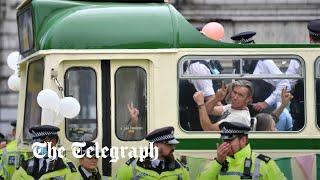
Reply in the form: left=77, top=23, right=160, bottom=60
left=23, top=59, right=44, bottom=141
left=64, top=66, right=98, bottom=142
left=178, top=55, right=306, bottom=133
left=314, top=57, right=320, bottom=129
left=17, top=5, right=35, bottom=56
left=114, top=66, right=147, bottom=141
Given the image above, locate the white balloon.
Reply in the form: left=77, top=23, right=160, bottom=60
left=37, top=89, right=60, bottom=110
left=59, top=97, right=81, bottom=119
left=7, top=74, right=20, bottom=91
left=7, top=51, right=20, bottom=70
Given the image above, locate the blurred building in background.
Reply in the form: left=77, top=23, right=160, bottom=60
left=0, top=0, right=319, bottom=135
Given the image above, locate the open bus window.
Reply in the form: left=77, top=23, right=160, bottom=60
left=23, top=59, right=44, bottom=140
left=65, top=67, right=97, bottom=141
left=115, top=67, right=147, bottom=141
left=179, top=56, right=304, bottom=132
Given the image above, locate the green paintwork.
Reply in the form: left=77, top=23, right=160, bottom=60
left=176, top=138, right=320, bottom=150
left=19, top=0, right=319, bottom=56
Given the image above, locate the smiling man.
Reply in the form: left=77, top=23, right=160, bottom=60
left=193, top=80, right=252, bottom=131
left=198, top=122, right=286, bottom=180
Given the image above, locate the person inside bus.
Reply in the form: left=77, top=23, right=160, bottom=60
left=124, top=102, right=143, bottom=140
left=180, top=60, right=222, bottom=130
left=193, top=80, right=252, bottom=131
left=231, top=31, right=291, bottom=116
left=255, top=87, right=293, bottom=131
left=198, top=121, right=286, bottom=179
left=74, top=141, right=101, bottom=180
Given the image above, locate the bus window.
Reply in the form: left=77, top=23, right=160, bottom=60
left=65, top=67, right=97, bottom=141
left=316, top=59, right=320, bottom=128
left=179, top=56, right=304, bottom=132
left=23, top=59, right=44, bottom=140
left=115, top=67, right=147, bottom=141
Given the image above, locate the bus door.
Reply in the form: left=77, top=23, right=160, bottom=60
left=63, top=60, right=106, bottom=172
left=111, top=59, right=149, bottom=175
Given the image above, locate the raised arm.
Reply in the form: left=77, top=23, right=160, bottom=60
left=193, top=91, right=221, bottom=131
left=127, top=102, right=139, bottom=136
left=205, top=82, right=228, bottom=115
left=271, top=87, right=293, bottom=121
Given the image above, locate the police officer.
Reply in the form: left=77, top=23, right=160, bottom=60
left=3, top=121, right=28, bottom=180
left=0, top=133, right=6, bottom=180
left=231, top=31, right=290, bottom=116
left=198, top=121, right=286, bottom=179
left=12, top=125, right=78, bottom=179
left=74, top=141, right=101, bottom=180
left=116, top=126, right=190, bottom=179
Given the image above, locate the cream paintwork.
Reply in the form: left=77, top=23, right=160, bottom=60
left=15, top=48, right=320, bottom=176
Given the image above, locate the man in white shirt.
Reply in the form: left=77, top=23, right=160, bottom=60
left=231, top=31, right=290, bottom=113
left=185, top=61, right=216, bottom=101
left=193, top=80, right=252, bottom=131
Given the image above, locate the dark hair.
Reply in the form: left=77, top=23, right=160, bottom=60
left=255, top=113, right=274, bottom=131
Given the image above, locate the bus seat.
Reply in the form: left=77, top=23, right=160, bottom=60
left=250, top=117, right=257, bottom=131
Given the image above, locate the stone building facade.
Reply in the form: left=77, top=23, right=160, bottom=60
left=0, top=0, right=21, bottom=136
left=0, top=0, right=319, bottom=135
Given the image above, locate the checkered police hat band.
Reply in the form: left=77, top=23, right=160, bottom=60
left=150, top=134, right=174, bottom=143
left=238, top=38, right=254, bottom=44
left=309, top=31, right=320, bottom=37
left=221, top=127, right=247, bottom=134
left=32, top=131, right=58, bottom=139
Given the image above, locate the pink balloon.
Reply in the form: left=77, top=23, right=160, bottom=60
left=201, top=22, right=225, bottom=41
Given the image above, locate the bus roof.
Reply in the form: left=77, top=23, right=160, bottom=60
left=18, top=0, right=319, bottom=56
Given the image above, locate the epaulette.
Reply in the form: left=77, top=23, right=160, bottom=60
left=257, top=154, right=271, bottom=163
left=66, top=162, right=77, bottom=173
left=125, top=157, right=136, bottom=165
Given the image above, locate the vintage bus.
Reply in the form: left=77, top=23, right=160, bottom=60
left=12, top=0, right=320, bottom=178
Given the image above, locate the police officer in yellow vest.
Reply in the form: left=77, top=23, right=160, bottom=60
left=12, top=125, right=78, bottom=179
left=116, top=126, right=190, bottom=179
left=73, top=141, right=101, bottom=180
left=198, top=122, right=286, bottom=180
left=2, top=121, right=29, bottom=180
left=0, top=133, right=6, bottom=180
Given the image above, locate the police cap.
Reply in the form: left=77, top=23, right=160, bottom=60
left=29, top=125, right=60, bottom=142
left=145, top=126, right=179, bottom=145
left=219, top=122, right=250, bottom=141
left=308, top=19, right=320, bottom=37
left=231, top=31, right=256, bottom=44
